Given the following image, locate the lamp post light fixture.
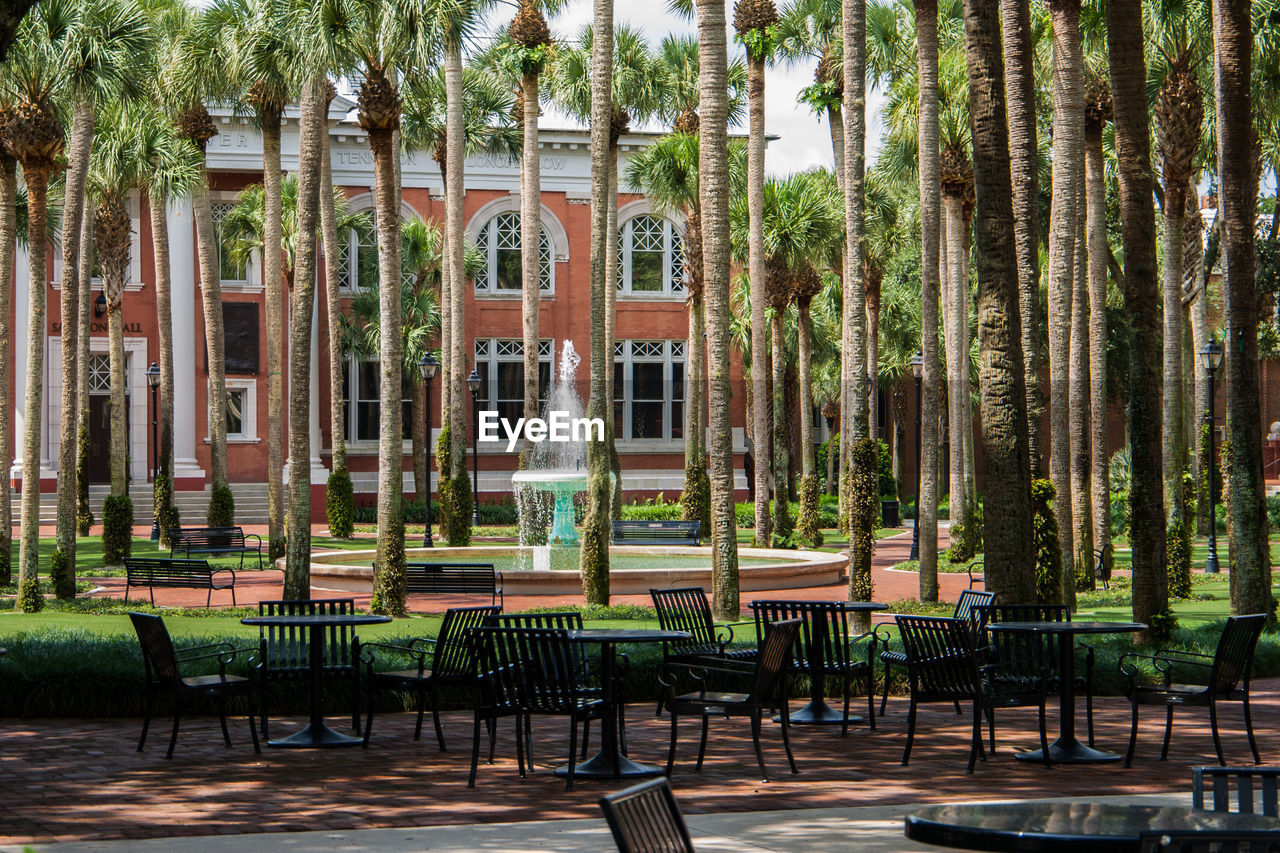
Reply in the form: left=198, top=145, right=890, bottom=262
left=1199, top=337, right=1224, bottom=574
left=909, top=350, right=924, bottom=562
left=93, top=290, right=107, bottom=318
left=420, top=353, right=438, bottom=547
left=467, top=367, right=482, bottom=527
left=146, top=361, right=161, bottom=540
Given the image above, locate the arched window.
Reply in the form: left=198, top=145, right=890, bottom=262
left=618, top=214, right=686, bottom=296
left=473, top=212, right=553, bottom=294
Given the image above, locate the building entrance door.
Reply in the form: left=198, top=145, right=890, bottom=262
left=86, top=395, right=130, bottom=485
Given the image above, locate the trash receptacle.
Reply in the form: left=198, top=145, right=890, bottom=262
left=880, top=499, right=900, bottom=528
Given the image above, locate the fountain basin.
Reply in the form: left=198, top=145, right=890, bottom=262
left=511, top=469, right=591, bottom=545
left=307, top=546, right=845, bottom=598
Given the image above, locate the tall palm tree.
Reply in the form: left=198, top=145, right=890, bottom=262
left=2, top=23, right=67, bottom=609
left=1106, top=0, right=1167, bottom=634
left=315, top=0, right=436, bottom=613
left=697, top=0, right=741, bottom=620
left=1046, top=0, right=1084, bottom=605
left=1083, top=71, right=1110, bottom=590
left=1000, top=0, right=1043, bottom=478
left=1, top=3, right=40, bottom=60
left=219, top=0, right=303, bottom=563
left=734, top=0, right=778, bottom=546
left=962, top=0, right=1036, bottom=602
left=0, top=109, right=17, bottom=587
left=777, top=0, right=843, bottom=183
left=1214, top=0, right=1272, bottom=619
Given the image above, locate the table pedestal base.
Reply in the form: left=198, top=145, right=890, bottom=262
left=776, top=699, right=863, bottom=726
left=268, top=722, right=364, bottom=749
left=555, top=751, right=665, bottom=779
left=1015, top=737, right=1122, bottom=764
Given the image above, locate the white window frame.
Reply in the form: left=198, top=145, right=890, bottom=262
left=474, top=338, right=554, bottom=418
left=53, top=191, right=144, bottom=291
left=342, top=355, right=412, bottom=450
left=210, top=194, right=261, bottom=293
left=613, top=339, right=687, bottom=443
left=618, top=214, right=686, bottom=298
left=206, top=378, right=258, bottom=443
left=472, top=212, right=555, bottom=296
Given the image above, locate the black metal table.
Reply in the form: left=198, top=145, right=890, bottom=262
left=240, top=611, right=390, bottom=748
left=561, top=627, right=691, bottom=779
left=905, top=802, right=1280, bottom=852
left=778, top=600, right=886, bottom=726
left=988, top=620, right=1144, bottom=763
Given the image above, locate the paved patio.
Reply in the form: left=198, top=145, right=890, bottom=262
left=0, top=678, right=1272, bottom=847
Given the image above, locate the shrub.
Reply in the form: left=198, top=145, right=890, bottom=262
left=949, top=497, right=984, bottom=563
left=624, top=498, right=684, bottom=522
left=16, top=575, right=43, bottom=613
left=876, top=439, right=896, bottom=499
left=102, top=494, right=134, bottom=565
left=76, top=419, right=93, bottom=535
left=1031, top=479, right=1063, bottom=605
left=441, top=473, right=472, bottom=546
left=50, top=548, right=74, bottom=599
left=206, top=484, right=234, bottom=527
left=797, top=474, right=823, bottom=547
left=154, top=474, right=180, bottom=549
left=0, top=528, right=9, bottom=587
left=326, top=467, right=355, bottom=538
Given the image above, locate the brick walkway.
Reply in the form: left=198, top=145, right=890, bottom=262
left=0, top=680, right=1273, bottom=845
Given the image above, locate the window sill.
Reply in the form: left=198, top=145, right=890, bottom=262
left=203, top=437, right=261, bottom=444
left=219, top=280, right=263, bottom=294
left=617, top=292, right=687, bottom=302
left=53, top=280, right=145, bottom=292
left=474, top=291, right=556, bottom=300
left=329, top=441, right=414, bottom=456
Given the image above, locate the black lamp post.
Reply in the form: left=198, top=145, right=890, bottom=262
left=909, top=350, right=923, bottom=562
left=420, top=352, right=438, bottom=547
left=467, top=367, right=482, bottom=527
left=93, top=291, right=107, bottom=318
left=1200, top=337, right=1224, bottom=574
left=146, top=361, right=161, bottom=540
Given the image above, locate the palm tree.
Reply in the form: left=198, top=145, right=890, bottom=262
left=1106, top=0, right=1167, bottom=634
left=1214, top=0, right=1272, bottom=619
left=1046, top=0, right=1084, bottom=605
left=1083, top=71, right=1110, bottom=589
left=1, top=3, right=40, bottom=60
left=0, top=118, right=16, bottom=587
left=777, top=0, right=843, bottom=183
left=696, top=0, right=741, bottom=621
left=315, top=0, right=436, bottom=614
left=219, top=0, right=304, bottom=563
left=2, top=23, right=67, bottom=609
left=1001, top=0, right=1043, bottom=478
left=734, top=0, right=778, bottom=547
left=961, top=0, right=1036, bottom=602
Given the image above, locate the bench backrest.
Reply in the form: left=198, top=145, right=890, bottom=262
left=404, top=563, right=497, bottom=594
left=171, top=526, right=245, bottom=549
left=1194, top=766, right=1280, bottom=817
left=125, top=558, right=214, bottom=583
left=612, top=521, right=701, bottom=543
left=257, top=599, right=359, bottom=674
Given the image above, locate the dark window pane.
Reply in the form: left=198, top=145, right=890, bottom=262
left=496, top=362, right=523, bottom=403
left=226, top=390, right=244, bottom=436
left=671, top=362, right=684, bottom=401
left=357, top=401, right=379, bottom=442
left=358, top=361, right=379, bottom=401
left=496, top=248, right=522, bottom=290
left=671, top=401, right=683, bottom=439
left=538, top=362, right=551, bottom=403
left=632, top=402, right=664, bottom=439
left=633, top=362, right=664, bottom=400
left=402, top=400, right=412, bottom=440
left=631, top=250, right=663, bottom=292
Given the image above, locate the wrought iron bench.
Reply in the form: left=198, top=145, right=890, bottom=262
left=611, top=520, right=701, bottom=546
left=124, top=557, right=236, bottom=608
left=405, top=562, right=503, bottom=607
left=168, top=526, right=263, bottom=569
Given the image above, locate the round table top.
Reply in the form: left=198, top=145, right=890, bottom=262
left=988, top=621, right=1146, bottom=636
left=241, top=613, right=392, bottom=627
left=905, top=802, right=1280, bottom=852
left=566, top=628, right=692, bottom=644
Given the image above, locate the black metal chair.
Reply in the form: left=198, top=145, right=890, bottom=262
left=1193, top=766, right=1280, bottom=817
left=599, top=777, right=696, bottom=853
left=362, top=605, right=500, bottom=748
left=661, top=618, right=803, bottom=783
left=1121, top=614, right=1267, bottom=768
left=981, top=603, right=1097, bottom=748
left=896, top=614, right=1050, bottom=773
left=650, top=587, right=756, bottom=715
left=1138, top=830, right=1280, bottom=852
left=129, top=612, right=260, bottom=759
left=254, top=598, right=362, bottom=740
left=879, top=589, right=994, bottom=715
left=750, top=600, right=877, bottom=734
left=467, top=626, right=608, bottom=791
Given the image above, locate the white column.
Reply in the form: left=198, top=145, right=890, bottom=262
left=167, top=197, right=206, bottom=483
left=11, top=245, right=27, bottom=481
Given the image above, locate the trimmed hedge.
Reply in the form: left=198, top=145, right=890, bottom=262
left=207, top=484, right=235, bottom=527
left=326, top=467, right=355, bottom=538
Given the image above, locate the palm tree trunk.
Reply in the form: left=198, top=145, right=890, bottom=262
left=580, top=0, right=615, bottom=606
left=865, top=283, right=880, bottom=443
left=1161, top=171, right=1187, bottom=525
left=1214, top=0, right=1272, bottom=619
left=55, top=98, right=93, bottom=596
left=687, top=206, right=706, bottom=465
left=1085, top=114, right=1110, bottom=586
left=698, top=0, right=740, bottom=620
left=1106, top=0, right=1168, bottom=633
left=261, top=107, right=286, bottom=561
left=151, top=193, right=175, bottom=537
left=959, top=209, right=976, bottom=507
left=1069, top=175, right=1091, bottom=600
left=285, top=76, right=323, bottom=598
left=0, top=154, right=14, bottom=585
left=17, top=167, right=50, bottom=605
left=192, top=169, right=231, bottom=501
left=943, top=191, right=966, bottom=523
left=319, top=95, right=347, bottom=475
left=963, top=0, right=1037, bottom=602
left=606, top=141, right=622, bottom=518
left=411, top=381, right=427, bottom=504
left=1001, top=0, right=1043, bottom=477
left=75, top=194, right=93, bottom=535
left=521, top=70, right=541, bottom=431
left=799, top=302, right=814, bottom=479
left=446, top=43, right=467, bottom=495
left=1187, top=188, right=1210, bottom=537
left=1047, top=0, right=1083, bottom=600
left=827, top=103, right=845, bottom=190
left=771, top=310, right=792, bottom=542
left=913, top=0, right=941, bottom=603
left=107, top=294, right=126, bottom=497
left=747, top=52, right=771, bottom=547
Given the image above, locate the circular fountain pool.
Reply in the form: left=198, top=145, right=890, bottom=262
left=307, top=546, right=845, bottom=597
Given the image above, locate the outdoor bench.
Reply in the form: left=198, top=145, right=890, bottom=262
left=611, top=520, right=701, bottom=546
left=169, top=525, right=263, bottom=569
left=124, top=557, right=237, bottom=608
left=405, top=562, right=503, bottom=607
